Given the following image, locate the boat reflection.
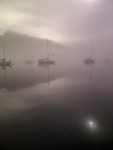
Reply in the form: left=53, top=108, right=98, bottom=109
left=0, top=61, right=57, bottom=92
left=38, top=63, right=55, bottom=86
left=0, top=67, right=8, bottom=89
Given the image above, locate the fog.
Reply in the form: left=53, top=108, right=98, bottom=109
left=0, top=0, right=113, bottom=149
left=0, top=0, right=113, bottom=44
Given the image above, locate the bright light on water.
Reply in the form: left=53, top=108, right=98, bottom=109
left=90, top=121, right=93, bottom=125
left=87, top=120, right=97, bottom=130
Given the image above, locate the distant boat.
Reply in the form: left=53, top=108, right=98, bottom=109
left=0, top=42, right=12, bottom=67
left=84, top=42, right=95, bottom=65
left=38, top=39, right=55, bottom=65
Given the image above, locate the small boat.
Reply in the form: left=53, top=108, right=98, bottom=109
left=0, top=42, right=12, bottom=67
left=84, top=58, right=95, bottom=64
left=38, top=58, right=55, bottom=65
left=38, top=39, right=55, bottom=65
left=84, top=42, right=95, bottom=65
left=0, top=59, right=12, bottom=66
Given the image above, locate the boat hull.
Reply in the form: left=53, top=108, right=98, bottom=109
left=84, top=58, right=95, bottom=65
left=0, top=61, right=12, bottom=67
left=38, top=60, right=55, bottom=65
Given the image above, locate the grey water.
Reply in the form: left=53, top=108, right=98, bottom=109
left=0, top=38, right=113, bottom=149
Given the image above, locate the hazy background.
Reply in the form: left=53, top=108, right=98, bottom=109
left=0, top=1, right=113, bottom=149
left=0, top=0, right=113, bottom=44
left=0, top=0, right=113, bottom=91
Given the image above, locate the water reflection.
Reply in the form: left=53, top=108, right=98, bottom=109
left=38, top=63, right=55, bottom=86
left=87, top=120, right=98, bottom=131
left=0, top=66, right=11, bottom=90
left=87, top=64, right=93, bottom=80
left=0, top=32, right=113, bottom=148
left=0, top=61, right=60, bottom=91
left=88, top=121, right=96, bottom=129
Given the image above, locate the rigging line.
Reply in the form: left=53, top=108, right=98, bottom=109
left=48, top=41, right=55, bottom=60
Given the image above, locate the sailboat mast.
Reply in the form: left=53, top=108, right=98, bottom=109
left=3, top=42, right=5, bottom=60
left=47, top=39, right=49, bottom=60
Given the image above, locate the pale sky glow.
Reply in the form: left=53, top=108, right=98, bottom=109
left=0, top=0, right=113, bottom=45
left=86, top=0, right=96, bottom=2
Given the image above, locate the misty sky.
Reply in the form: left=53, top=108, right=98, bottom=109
left=0, top=0, right=113, bottom=45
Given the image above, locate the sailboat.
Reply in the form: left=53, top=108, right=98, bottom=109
left=0, top=42, right=12, bottom=67
left=84, top=42, right=95, bottom=65
left=38, top=39, right=55, bottom=65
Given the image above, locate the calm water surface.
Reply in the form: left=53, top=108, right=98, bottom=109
left=0, top=57, right=113, bottom=149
